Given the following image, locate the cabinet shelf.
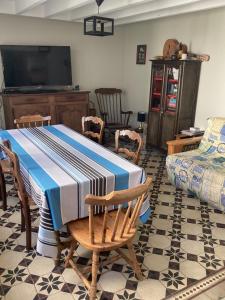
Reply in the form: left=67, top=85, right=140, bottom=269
left=167, top=94, right=177, bottom=98
left=168, top=79, right=178, bottom=84
left=152, top=92, right=161, bottom=96
left=165, top=109, right=176, bottom=115
left=151, top=107, right=160, bottom=112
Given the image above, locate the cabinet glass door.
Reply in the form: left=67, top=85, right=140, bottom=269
left=165, top=65, right=180, bottom=114
left=150, top=64, right=164, bottom=112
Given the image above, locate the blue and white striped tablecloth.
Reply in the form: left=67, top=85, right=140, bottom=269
left=0, top=125, right=151, bottom=258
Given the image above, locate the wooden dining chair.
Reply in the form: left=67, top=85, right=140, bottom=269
left=0, top=140, right=14, bottom=210
left=82, top=116, right=104, bottom=144
left=0, top=164, right=7, bottom=211
left=115, top=130, right=143, bottom=165
left=14, top=114, right=51, bottom=128
left=0, top=142, right=37, bottom=250
left=65, top=176, right=152, bottom=300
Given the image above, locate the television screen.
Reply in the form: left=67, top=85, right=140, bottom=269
left=0, top=45, right=72, bottom=88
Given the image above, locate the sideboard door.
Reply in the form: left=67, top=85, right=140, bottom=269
left=55, top=102, right=88, bottom=132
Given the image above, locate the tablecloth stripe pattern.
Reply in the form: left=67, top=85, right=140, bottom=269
left=0, top=125, right=151, bottom=258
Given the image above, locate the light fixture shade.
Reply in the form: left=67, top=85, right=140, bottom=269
left=137, top=112, right=146, bottom=123
left=84, top=16, right=114, bottom=36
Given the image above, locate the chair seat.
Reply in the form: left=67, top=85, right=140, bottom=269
left=0, top=159, right=12, bottom=174
left=68, top=210, right=135, bottom=251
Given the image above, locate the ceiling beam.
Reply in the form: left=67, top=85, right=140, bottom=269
left=71, top=0, right=129, bottom=20
left=104, top=0, right=201, bottom=19
left=15, top=0, right=47, bottom=14
left=116, top=0, right=225, bottom=25
left=0, top=0, right=15, bottom=14
left=70, top=0, right=155, bottom=21
left=21, top=5, right=45, bottom=18
left=44, top=0, right=93, bottom=17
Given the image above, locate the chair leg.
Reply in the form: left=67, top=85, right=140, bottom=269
left=127, top=242, right=143, bottom=280
left=22, top=203, right=31, bottom=251
left=65, top=240, right=78, bottom=268
left=0, top=173, right=7, bottom=211
left=21, top=203, right=25, bottom=232
left=89, top=251, right=100, bottom=300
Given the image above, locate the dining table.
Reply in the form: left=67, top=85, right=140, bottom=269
left=0, top=124, right=151, bottom=259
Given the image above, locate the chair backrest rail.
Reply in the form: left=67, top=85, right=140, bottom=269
left=89, top=206, right=95, bottom=244
left=14, top=114, right=51, bottom=128
left=119, top=203, right=132, bottom=238
left=101, top=206, right=108, bottom=243
left=111, top=206, right=122, bottom=241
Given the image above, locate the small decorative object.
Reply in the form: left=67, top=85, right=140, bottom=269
left=75, top=85, right=80, bottom=91
left=153, top=56, right=163, bottom=60
left=84, top=0, right=114, bottom=36
left=163, top=39, right=179, bottom=59
left=137, top=111, right=146, bottom=132
left=171, top=54, right=177, bottom=60
left=136, top=45, right=147, bottom=64
left=172, top=68, right=179, bottom=80
left=189, top=53, right=210, bottom=61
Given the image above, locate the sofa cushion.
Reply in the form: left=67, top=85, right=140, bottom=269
left=199, top=117, right=225, bottom=155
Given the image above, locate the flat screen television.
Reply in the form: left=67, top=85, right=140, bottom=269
left=0, top=45, right=72, bottom=91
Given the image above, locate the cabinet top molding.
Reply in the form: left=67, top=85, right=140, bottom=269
left=150, top=59, right=202, bottom=64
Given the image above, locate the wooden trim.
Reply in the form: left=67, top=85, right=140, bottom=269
left=167, top=136, right=202, bottom=155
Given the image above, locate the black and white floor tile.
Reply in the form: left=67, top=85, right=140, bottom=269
left=0, top=147, right=225, bottom=300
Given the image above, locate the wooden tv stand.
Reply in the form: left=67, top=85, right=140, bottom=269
left=2, top=90, right=90, bottom=131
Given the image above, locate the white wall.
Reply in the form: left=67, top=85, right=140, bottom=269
left=122, top=7, right=225, bottom=128
left=0, top=14, right=124, bottom=96
left=1, top=9, right=225, bottom=129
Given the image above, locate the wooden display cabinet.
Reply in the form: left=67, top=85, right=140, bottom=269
left=146, top=60, right=202, bottom=149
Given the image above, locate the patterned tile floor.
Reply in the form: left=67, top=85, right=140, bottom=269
left=0, top=147, right=225, bottom=300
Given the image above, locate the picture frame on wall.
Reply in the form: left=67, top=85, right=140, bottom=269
left=136, top=44, right=147, bottom=64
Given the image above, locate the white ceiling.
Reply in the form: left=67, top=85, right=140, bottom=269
left=1, top=0, right=225, bottom=25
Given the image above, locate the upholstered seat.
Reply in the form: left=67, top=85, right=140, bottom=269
left=166, top=118, right=225, bottom=211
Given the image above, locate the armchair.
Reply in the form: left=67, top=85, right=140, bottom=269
left=166, top=118, right=225, bottom=211
left=95, top=88, right=133, bottom=133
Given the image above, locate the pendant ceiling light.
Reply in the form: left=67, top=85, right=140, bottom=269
left=84, top=0, right=114, bottom=36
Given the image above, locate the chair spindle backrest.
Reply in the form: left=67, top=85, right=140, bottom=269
left=115, top=130, right=143, bottom=165
left=82, top=116, right=104, bottom=144
left=85, top=177, right=152, bottom=245
left=95, top=88, right=122, bottom=125
left=14, top=115, right=51, bottom=128
left=0, top=142, right=27, bottom=204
